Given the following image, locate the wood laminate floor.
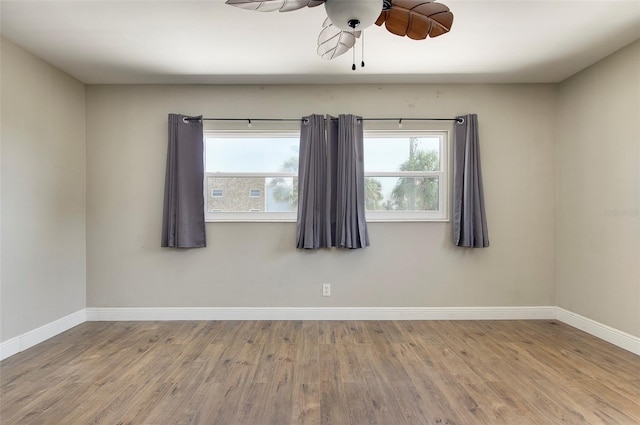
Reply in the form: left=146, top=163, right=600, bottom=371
left=1, top=320, right=639, bottom=424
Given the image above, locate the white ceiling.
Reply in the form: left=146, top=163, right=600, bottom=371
left=1, top=0, right=639, bottom=85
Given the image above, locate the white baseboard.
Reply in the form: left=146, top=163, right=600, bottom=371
left=555, top=308, right=640, bottom=356
left=0, top=309, right=86, bottom=361
left=85, top=306, right=557, bottom=321
left=3, top=307, right=638, bottom=361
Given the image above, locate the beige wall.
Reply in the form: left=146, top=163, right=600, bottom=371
left=556, top=41, right=640, bottom=337
left=0, top=39, right=563, bottom=340
left=0, top=38, right=86, bottom=341
left=86, top=84, right=557, bottom=308
left=2, top=32, right=637, bottom=346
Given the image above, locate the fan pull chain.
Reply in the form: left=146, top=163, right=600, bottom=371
left=361, top=31, right=365, bottom=68
left=350, top=31, right=367, bottom=71
left=352, top=34, right=356, bottom=71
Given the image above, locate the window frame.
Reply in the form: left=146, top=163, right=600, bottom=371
left=363, top=130, right=449, bottom=222
left=203, top=128, right=449, bottom=223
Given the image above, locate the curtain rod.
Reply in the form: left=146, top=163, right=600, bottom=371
left=183, top=116, right=464, bottom=124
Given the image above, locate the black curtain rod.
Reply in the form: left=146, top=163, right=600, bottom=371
left=184, top=116, right=464, bottom=124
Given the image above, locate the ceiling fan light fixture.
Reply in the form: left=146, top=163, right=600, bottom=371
left=324, top=0, right=383, bottom=32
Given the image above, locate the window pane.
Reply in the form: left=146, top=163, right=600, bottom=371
left=207, top=177, right=297, bottom=212
left=205, top=136, right=299, bottom=173
left=364, top=137, right=441, bottom=172
left=266, top=177, right=298, bottom=212
left=365, top=177, right=439, bottom=211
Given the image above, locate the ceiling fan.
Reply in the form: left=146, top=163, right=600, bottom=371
left=225, top=0, right=454, bottom=67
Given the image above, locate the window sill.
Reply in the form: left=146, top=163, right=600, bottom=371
left=206, top=218, right=297, bottom=223
left=205, top=218, right=450, bottom=223
left=366, top=218, right=450, bottom=223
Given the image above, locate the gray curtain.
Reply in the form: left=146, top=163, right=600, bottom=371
left=161, top=114, right=206, bottom=248
left=296, top=115, right=331, bottom=249
left=453, top=114, right=489, bottom=248
left=297, top=114, right=369, bottom=249
left=329, top=115, right=369, bottom=249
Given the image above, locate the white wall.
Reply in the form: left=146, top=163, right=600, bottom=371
left=0, top=38, right=86, bottom=342
left=86, top=84, right=557, bottom=309
left=556, top=41, right=640, bottom=337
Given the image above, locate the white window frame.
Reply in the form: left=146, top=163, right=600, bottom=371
left=249, top=189, right=261, bottom=198
left=203, top=128, right=449, bottom=223
left=203, top=130, right=299, bottom=222
left=363, top=130, right=449, bottom=222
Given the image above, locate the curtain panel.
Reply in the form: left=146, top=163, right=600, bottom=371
left=296, top=114, right=331, bottom=249
left=297, top=114, right=370, bottom=249
left=453, top=113, right=489, bottom=248
left=161, top=114, right=206, bottom=248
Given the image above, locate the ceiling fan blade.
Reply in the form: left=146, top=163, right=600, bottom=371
left=375, top=0, right=453, bottom=40
left=225, top=0, right=326, bottom=13
left=317, top=17, right=361, bottom=60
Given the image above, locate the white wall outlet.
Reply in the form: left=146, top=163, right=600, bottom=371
left=322, top=283, right=331, bottom=297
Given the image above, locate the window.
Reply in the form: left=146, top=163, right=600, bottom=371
left=204, top=128, right=448, bottom=222
left=204, top=131, right=299, bottom=221
left=364, top=131, right=448, bottom=221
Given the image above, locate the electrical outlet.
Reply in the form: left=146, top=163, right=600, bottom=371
left=322, top=283, right=331, bottom=297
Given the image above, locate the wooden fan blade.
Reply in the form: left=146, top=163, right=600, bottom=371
left=375, top=0, right=453, bottom=40
left=225, top=0, right=325, bottom=13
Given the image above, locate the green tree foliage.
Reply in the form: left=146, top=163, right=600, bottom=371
left=364, top=177, right=383, bottom=210
left=269, top=156, right=298, bottom=206
left=389, top=138, right=439, bottom=211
